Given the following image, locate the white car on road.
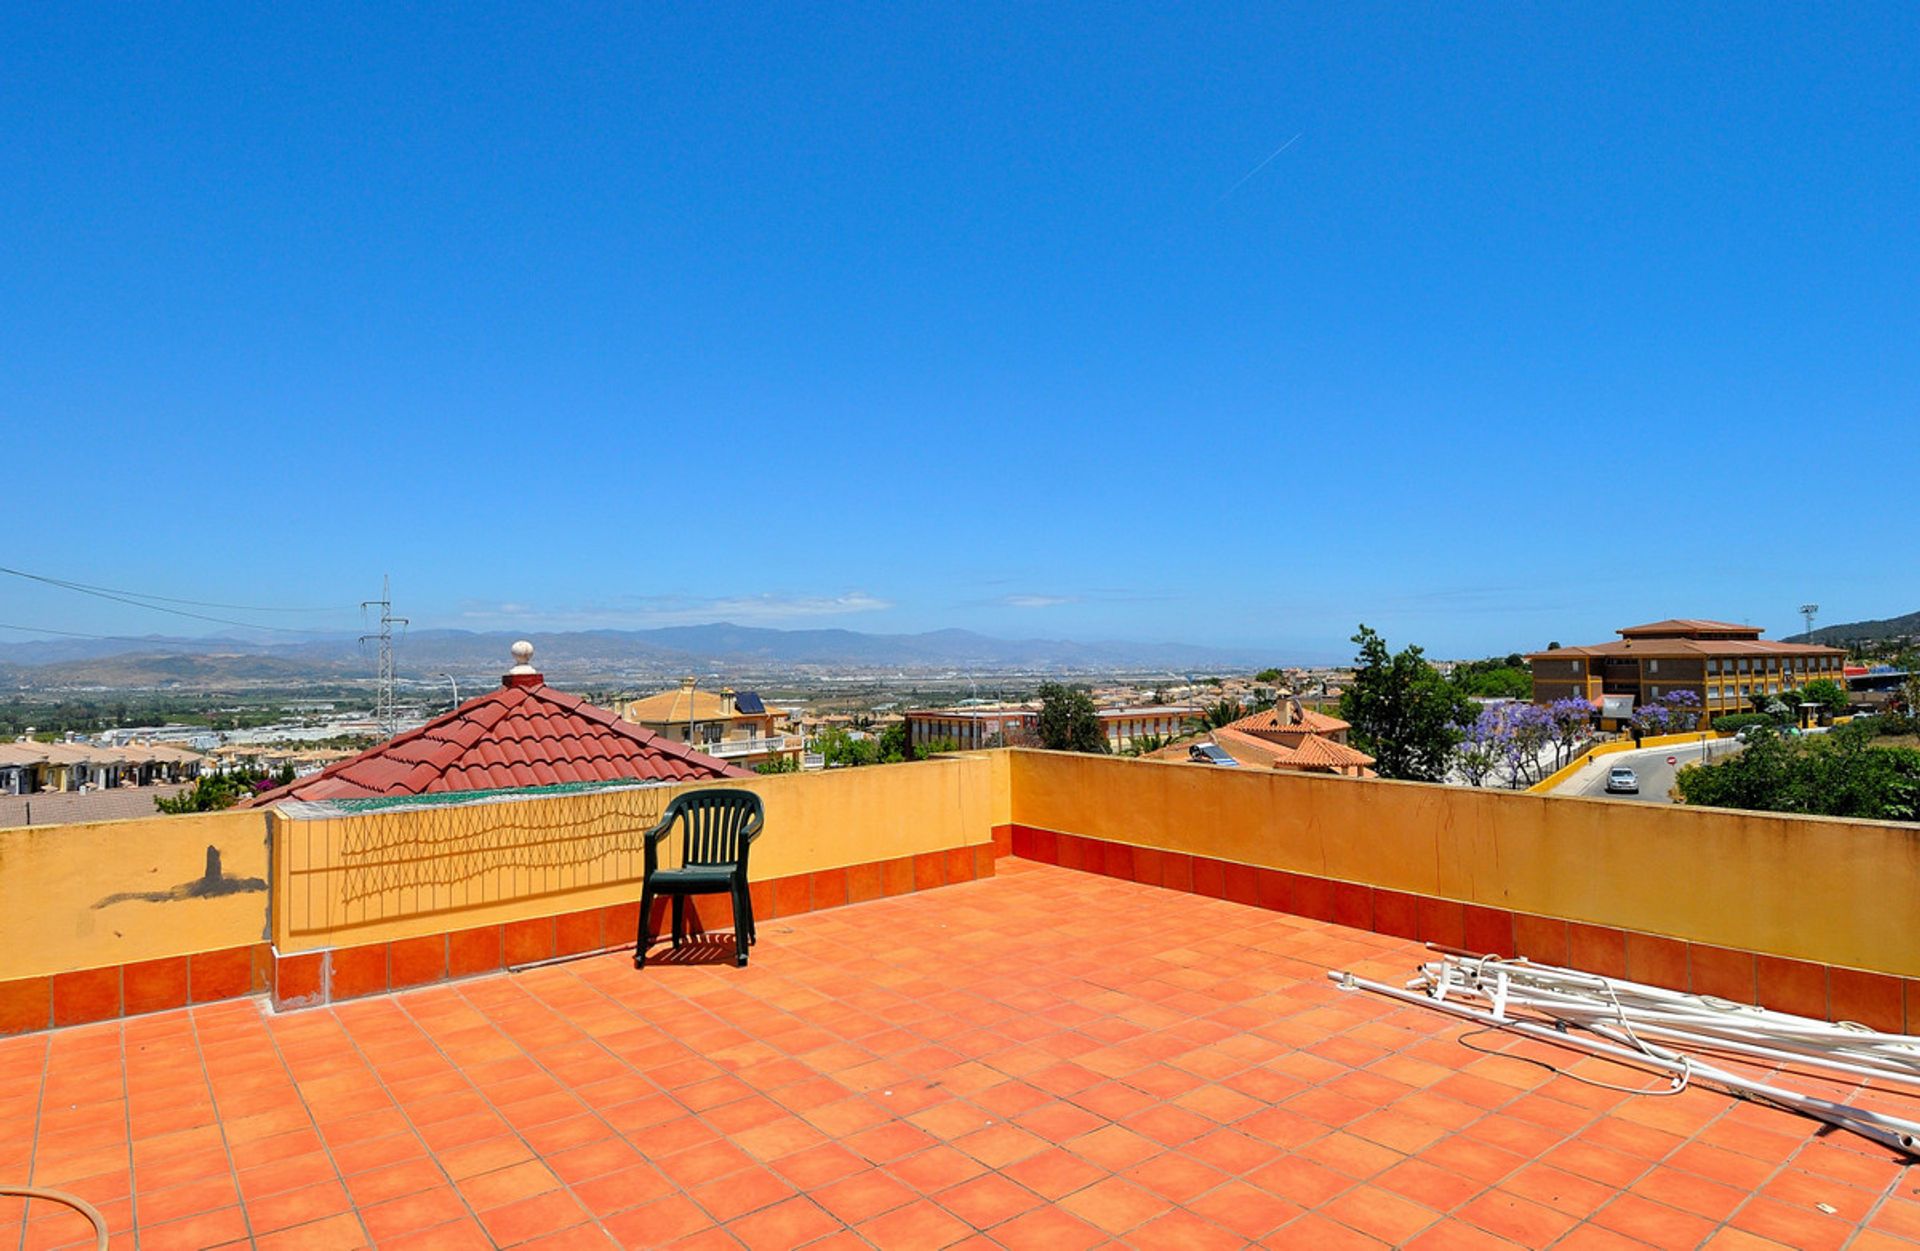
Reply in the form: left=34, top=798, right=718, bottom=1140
left=1605, top=766, right=1639, bottom=794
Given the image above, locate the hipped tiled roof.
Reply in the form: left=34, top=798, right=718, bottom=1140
left=249, top=682, right=748, bottom=805
left=1222, top=705, right=1351, bottom=739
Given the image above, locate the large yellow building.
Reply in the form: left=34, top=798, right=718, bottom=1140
left=1529, top=618, right=1849, bottom=727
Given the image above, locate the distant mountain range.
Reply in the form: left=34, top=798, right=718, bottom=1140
left=0, top=623, right=1261, bottom=690
left=1784, top=609, right=1920, bottom=647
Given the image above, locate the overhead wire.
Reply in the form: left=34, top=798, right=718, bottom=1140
left=0, top=621, right=144, bottom=641
left=0, top=563, right=350, bottom=636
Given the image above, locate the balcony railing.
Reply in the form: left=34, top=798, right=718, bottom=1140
left=697, top=734, right=803, bottom=759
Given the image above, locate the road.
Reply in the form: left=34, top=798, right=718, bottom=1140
left=1559, top=737, right=1745, bottom=804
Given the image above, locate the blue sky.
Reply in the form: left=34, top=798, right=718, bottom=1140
left=3, top=4, right=1915, bottom=661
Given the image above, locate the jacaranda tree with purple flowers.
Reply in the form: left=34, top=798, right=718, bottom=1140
left=1453, top=706, right=1506, bottom=787
left=1498, top=702, right=1555, bottom=789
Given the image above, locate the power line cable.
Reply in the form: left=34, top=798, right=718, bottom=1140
left=0, top=621, right=144, bottom=641
left=0, top=564, right=352, bottom=612
left=0, top=564, right=347, bottom=635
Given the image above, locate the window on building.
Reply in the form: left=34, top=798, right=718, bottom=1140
left=1648, top=659, right=1660, bottom=674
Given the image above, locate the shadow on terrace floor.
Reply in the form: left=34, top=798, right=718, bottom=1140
left=1, top=859, right=1917, bottom=1249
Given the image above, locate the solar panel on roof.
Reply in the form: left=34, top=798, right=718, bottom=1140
left=734, top=691, right=766, bottom=714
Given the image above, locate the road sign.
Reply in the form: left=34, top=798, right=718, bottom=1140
left=1666, top=755, right=1677, bottom=765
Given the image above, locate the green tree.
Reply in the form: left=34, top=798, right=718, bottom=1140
left=876, top=722, right=910, bottom=763
left=1677, top=722, right=1919, bottom=821
left=1799, top=678, right=1851, bottom=716
left=155, top=766, right=280, bottom=813
left=1254, top=668, right=1283, bottom=684
left=814, top=726, right=879, bottom=768
left=752, top=755, right=800, bottom=774
left=1191, top=699, right=1246, bottom=732
left=1447, top=657, right=1533, bottom=700
left=1123, top=732, right=1176, bottom=757
left=1035, top=682, right=1107, bottom=753
left=1338, top=625, right=1475, bottom=781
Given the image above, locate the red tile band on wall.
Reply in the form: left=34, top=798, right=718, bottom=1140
left=555, top=909, right=603, bottom=958
left=1002, top=822, right=1906, bottom=1030
left=12, top=843, right=995, bottom=1031
left=1830, top=968, right=1903, bottom=1033
left=448, top=926, right=504, bottom=978
left=1415, top=897, right=1466, bottom=951
left=1372, top=890, right=1419, bottom=942
left=122, top=956, right=189, bottom=1016
left=274, top=951, right=324, bottom=1008
left=52, top=966, right=120, bottom=1028
left=1624, top=932, right=1687, bottom=989
left=329, top=943, right=388, bottom=1001
left=190, top=945, right=257, bottom=1003
left=390, top=935, right=448, bottom=989
left=0, top=977, right=51, bottom=1035
left=1567, top=923, right=1628, bottom=980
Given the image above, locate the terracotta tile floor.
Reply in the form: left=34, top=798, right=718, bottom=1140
left=3, top=859, right=1918, bottom=1249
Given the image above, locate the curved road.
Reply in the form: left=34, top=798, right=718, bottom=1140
left=1559, top=737, right=1744, bottom=804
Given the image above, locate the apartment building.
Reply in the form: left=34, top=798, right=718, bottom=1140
left=1528, top=618, right=1849, bottom=727
left=905, top=703, right=1200, bottom=753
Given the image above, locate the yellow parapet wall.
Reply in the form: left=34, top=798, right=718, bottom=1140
left=274, top=753, right=998, bottom=952
left=0, top=809, right=270, bottom=981
left=1006, top=749, right=1920, bottom=978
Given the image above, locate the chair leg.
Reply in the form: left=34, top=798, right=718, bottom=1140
left=635, top=885, right=653, bottom=969
left=732, top=881, right=749, bottom=967
left=742, top=878, right=757, bottom=946
left=671, top=896, right=685, bottom=949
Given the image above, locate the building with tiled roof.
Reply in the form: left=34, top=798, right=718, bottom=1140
left=1529, top=618, right=1849, bottom=728
left=1221, top=700, right=1352, bottom=744
left=1150, top=698, right=1375, bottom=777
left=618, top=679, right=799, bottom=770
left=249, top=643, right=748, bottom=805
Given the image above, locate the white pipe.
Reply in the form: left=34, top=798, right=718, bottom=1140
left=1418, top=963, right=1920, bottom=1078
left=1328, top=970, right=1920, bottom=1155
left=1427, top=983, right=1920, bottom=1091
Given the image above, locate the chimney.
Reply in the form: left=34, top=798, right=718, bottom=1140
left=502, top=640, right=542, bottom=689
left=721, top=687, right=737, bottom=717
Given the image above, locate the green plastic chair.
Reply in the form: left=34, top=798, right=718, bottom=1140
left=635, top=789, right=763, bottom=968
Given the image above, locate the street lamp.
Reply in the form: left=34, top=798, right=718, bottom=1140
left=436, top=673, right=459, bottom=709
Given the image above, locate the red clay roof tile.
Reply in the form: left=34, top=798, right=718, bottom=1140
left=248, top=680, right=747, bottom=805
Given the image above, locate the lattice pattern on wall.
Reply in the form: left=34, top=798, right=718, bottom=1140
left=279, top=786, right=677, bottom=940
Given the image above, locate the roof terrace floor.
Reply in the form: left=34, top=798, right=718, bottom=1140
left=3, top=860, right=1917, bottom=1250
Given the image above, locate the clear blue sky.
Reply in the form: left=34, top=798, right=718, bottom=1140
left=4, top=4, right=1915, bottom=661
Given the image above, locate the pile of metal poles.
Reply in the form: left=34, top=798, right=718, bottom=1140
left=1328, top=949, right=1920, bottom=1154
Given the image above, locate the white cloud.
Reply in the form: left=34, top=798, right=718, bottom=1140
left=1001, top=594, right=1078, bottom=609
left=457, top=591, right=892, bottom=628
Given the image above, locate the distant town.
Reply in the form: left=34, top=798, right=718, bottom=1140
left=4, top=607, right=1914, bottom=827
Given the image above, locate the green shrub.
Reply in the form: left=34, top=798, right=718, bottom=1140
left=1710, top=713, right=1770, bottom=735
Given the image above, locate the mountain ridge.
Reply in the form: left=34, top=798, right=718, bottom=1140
left=1783, top=609, right=1920, bottom=647
left=0, top=621, right=1264, bottom=688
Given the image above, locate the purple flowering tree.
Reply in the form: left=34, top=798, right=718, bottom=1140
left=1660, top=688, right=1701, bottom=732
left=1546, top=697, right=1595, bottom=770
left=1452, top=707, right=1506, bottom=787
left=1633, top=688, right=1702, bottom=737
left=1497, top=703, right=1554, bottom=788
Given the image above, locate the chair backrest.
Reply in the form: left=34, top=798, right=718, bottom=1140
left=667, top=789, right=763, bottom=868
